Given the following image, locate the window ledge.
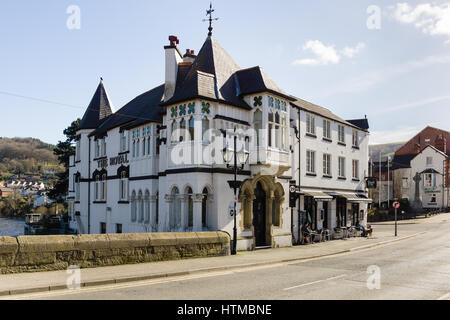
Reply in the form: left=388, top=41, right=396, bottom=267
left=338, top=177, right=347, bottom=180
left=93, top=156, right=107, bottom=161
left=352, top=146, right=360, bottom=150
left=93, top=201, right=107, bottom=204
left=74, top=201, right=80, bottom=204
left=118, top=151, right=130, bottom=155
left=322, top=175, right=333, bottom=179
left=118, top=201, right=129, bottom=204
left=306, top=172, right=317, bottom=177
left=338, top=142, right=346, bottom=147
left=306, top=133, right=317, bottom=139
left=322, top=137, right=332, bottom=143
left=352, top=178, right=361, bottom=182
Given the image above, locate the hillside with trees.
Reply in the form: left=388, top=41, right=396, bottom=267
left=0, top=137, right=63, bottom=179
left=369, top=142, right=405, bottom=161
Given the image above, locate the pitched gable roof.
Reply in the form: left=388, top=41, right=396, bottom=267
left=290, top=97, right=366, bottom=131
left=235, top=66, right=294, bottom=101
left=347, top=118, right=370, bottom=130
left=89, top=84, right=165, bottom=137
left=78, top=80, right=114, bottom=130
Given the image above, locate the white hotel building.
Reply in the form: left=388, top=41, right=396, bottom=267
left=68, top=30, right=371, bottom=250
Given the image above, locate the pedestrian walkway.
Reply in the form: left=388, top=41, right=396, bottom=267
left=1, top=213, right=448, bottom=296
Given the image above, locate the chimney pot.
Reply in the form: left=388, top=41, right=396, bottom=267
left=168, top=35, right=179, bottom=47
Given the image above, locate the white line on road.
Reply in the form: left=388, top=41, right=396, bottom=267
left=438, top=292, right=450, bottom=300
left=283, top=274, right=347, bottom=291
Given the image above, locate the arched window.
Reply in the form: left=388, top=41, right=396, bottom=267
left=202, top=188, right=208, bottom=229
left=147, top=137, right=151, bottom=156
left=131, top=191, right=137, bottom=222
left=268, top=109, right=274, bottom=147
left=132, top=141, right=136, bottom=157
left=155, top=191, right=159, bottom=226
left=136, top=139, right=140, bottom=157
left=95, top=175, right=100, bottom=200
left=275, top=112, right=280, bottom=149
left=119, top=170, right=128, bottom=201
left=188, top=117, right=195, bottom=141
left=142, top=138, right=146, bottom=156
left=138, top=190, right=144, bottom=222
left=171, top=121, right=178, bottom=143
left=101, top=173, right=107, bottom=200
left=281, top=114, right=287, bottom=150
left=75, top=173, right=80, bottom=201
left=202, top=116, right=210, bottom=143
left=186, top=187, right=193, bottom=228
left=253, top=110, right=262, bottom=147
left=144, top=190, right=150, bottom=224
left=180, top=119, right=186, bottom=142
left=169, top=187, right=180, bottom=230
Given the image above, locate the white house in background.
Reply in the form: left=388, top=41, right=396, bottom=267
left=398, top=145, right=449, bottom=209
left=33, top=191, right=54, bottom=208
left=67, top=26, right=370, bottom=250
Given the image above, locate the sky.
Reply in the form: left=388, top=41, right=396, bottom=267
left=0, top=0, right=450, bottom=145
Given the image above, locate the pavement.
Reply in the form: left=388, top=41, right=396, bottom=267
left=1, top=212, right=449, bottom=298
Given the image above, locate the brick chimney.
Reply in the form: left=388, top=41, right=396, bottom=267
left=435, top=134, right=447, bottom=154
left=164, top=35, right=183, bottom=102
left=183, top=49, right=196, bottom=64
left=414, top=143, right=421, bottom=154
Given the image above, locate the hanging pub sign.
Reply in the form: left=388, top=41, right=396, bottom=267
left=366, top=177, right=377, bottom=189
left=289, top=180, right=300, bottom=208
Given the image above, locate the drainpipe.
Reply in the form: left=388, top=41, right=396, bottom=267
left=296, top=108, right=302, bottom=244
left=88, top=137, right=91, bottom=234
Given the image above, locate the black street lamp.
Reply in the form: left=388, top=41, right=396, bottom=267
left=222, top=127, right=249, bottom=255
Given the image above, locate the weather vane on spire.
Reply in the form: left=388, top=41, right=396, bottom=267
left=203, top=2, right=219, bottom=37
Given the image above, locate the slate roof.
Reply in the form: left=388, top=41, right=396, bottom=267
left=234, top=66, right=295, bottom=101
left=89, top=84, right=165, bottom=137
left=347, top=118, right=370, bottom=130
left=162, top=36, right=250, bottom=109
left=78, top=80, right=114, bottom=130
left=290, top=97, right=366, bottom=131
left=392, top=154, right=416, bottom=170
left=392, top=144, right=449, bottom=170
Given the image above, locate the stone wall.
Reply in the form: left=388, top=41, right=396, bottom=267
left=0, top=232, right=230, bottom=274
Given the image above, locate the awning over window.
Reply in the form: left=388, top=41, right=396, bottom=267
left=302, top=191, right=333, bottom=201
left=420, top=168, right=440, bottom=174
left=336, top=192, right=372, bottom=203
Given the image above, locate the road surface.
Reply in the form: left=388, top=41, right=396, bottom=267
left=7, top=219, right=450, bottom=300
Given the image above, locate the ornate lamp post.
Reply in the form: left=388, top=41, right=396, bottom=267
left=222, top=127, right=249, bottom=255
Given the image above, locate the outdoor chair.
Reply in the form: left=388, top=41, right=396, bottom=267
left=321, top=229, right=331, bottom=242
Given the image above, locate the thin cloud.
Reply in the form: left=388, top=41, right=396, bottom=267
left=372, top=94, right=450, bottom=115
left=341, top=43, right=366, bottom=58
left=293, top=40, right=365, bottom=66
left=391, top=2, right=450, bottom=41
left=326, top=53, right=450, bottom=95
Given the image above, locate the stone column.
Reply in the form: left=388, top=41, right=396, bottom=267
left=149, top=195, right=157, bottom=232
left=164, top=194, right=174, bottom=232
left=193, top=193, right=204, bottom=231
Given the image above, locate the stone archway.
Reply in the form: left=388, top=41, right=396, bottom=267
left=239, top=175, right=285, bottom=249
